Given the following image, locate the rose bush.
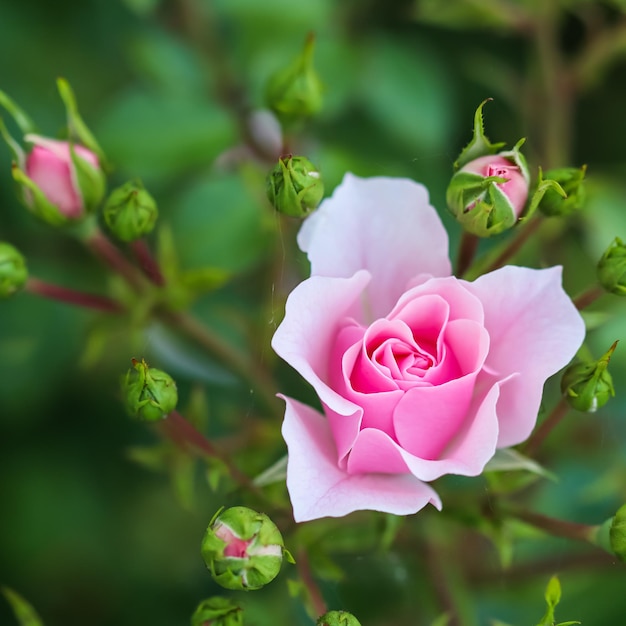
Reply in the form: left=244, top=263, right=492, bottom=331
left=272, top=174, right=585, bottom=522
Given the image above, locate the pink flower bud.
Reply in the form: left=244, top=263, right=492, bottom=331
left=24, top=135, right=100, bottom=219
left=459, top=154, right=529, bottom=218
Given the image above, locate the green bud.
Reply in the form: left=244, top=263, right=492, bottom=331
left=201, top=506, right=286, bottom=591
left=317, top=611, right=362, bottom=626
left=122, top=358, right=178, bottom=421
left=561, top=342, right=617, bottom=412
left=265, top=34, right=323, bottom=127
left=610, top=503, right=626, bottom=562
left=190, top=597, right=243, bottom=626
left=267, top=155, right=323, bottom=218
left=0, top=242, right=28, bottom=298
left=103, top=180, right=158, bottom=242
left=597, top=237, right=626, bottom=296
left=538, top=165, right=587, bottom=217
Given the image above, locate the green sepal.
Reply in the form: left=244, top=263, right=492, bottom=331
left=454, top=99, right=506, bottom=170
left=523, top=167, right=567, bottom=222
left=539, top=165, right=587, bottom=217
left=190, top=597, right=244, bottom=626
left=1, top=587, right=44, bottom=626
left=0, top=116, right=26, bottom=166
left=317, top=611, right=362, bottom=626
left=69, top=143, right=106, bottom=213
left=57, top=77, right=107, bottom=166
left=11, top=164, right=69, bottom=226
left=0, top=90, right=37, bottom=136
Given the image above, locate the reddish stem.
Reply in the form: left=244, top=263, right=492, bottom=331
left=522, top=397, right=570, bottom=457
left=573, top=284, right=604, bottom=310
left=504, top=507, right=596, bottom=543
left=297, top=548, right=328, bottom=618
left=484, top=215, right=543, bottom=273
left=26, top=277, right=124, bottom=313
left=456, top=232, right=480, bottom=277
left=130, top=239, right=165, bottom=286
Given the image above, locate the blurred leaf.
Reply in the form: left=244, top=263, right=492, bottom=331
left=121, top=0, right=162, bottom=15
left=484, top=448, right=556, bottom=481
left=180, top=267, right=230, bottom=294
left=357, top=37, right=454, bottom=155
left=309, top=549, right=345, bottom=582
left=379, top=514, right=404, bottom=551
left=430, top=614, right=452, bottom=626
left=253, top=454, right=287, bottom=487
left=126, top=445, right=169, bottom=473
left=2, top=587, right=43, bottom=626
left=96, top=89, right=236, bottom=183
left=171, top=452, right=196, bottom=511
left=412, top=0, right=527, bottom=30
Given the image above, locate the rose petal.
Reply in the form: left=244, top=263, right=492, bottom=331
left=282, top=397, right=442, bottom=522
left=466, top=266, right=585, bottom=447
left=298, top=174, right=451, bottom=318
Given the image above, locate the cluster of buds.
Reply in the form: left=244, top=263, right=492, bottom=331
left=561, top=342, right=617, bottom=412
left=122, top=359, right=178, bottom=422
left=447, top=100, right=586, bottom=237
left=201, top=506, right=288, bottom=591
left=266, top=155, right=324, bottom=218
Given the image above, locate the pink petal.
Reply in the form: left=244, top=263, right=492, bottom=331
left=466, top=266, right=585, bottom=447
left=298, top=174, right=451, bottom=318
left=282, top=397, right=441, bottom=522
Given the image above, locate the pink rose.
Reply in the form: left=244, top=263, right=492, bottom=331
left=272, top=174, right=585, bottom=522
left=24, top=134, right=100, bottom=219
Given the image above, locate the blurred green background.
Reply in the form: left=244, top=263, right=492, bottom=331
left=2, top=0, right=626, bottom=624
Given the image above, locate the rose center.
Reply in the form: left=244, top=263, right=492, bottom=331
left=370, top=336, right=435, bottom=380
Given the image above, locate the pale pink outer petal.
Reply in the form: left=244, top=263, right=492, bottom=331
left=297, top=174, right=452, bottom=318
left=282, top=396, right=442, bottom=522
left=465, top=266, right=585, bottom=447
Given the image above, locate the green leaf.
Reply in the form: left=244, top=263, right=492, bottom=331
left=430, top=614, right=452, bottom=626
left=180, top=267, right=230, bottom=295
left=0, top=89, right=37, bottom=135
left=253, top=455, right=287, bottom=487
left=2, top=587, right=44, bottom=626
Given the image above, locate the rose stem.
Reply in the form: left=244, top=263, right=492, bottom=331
left=521, top=397, right=570, bottom=457
left=158, top=310, right=281, bottom=417
left=84, top=228, right=147, bottom=291
left=456, top=232, right=480, bottom=277
left=158, top=409, right=263, bottom=497
left=130, top=239, right=166, bottom=286
left=424, top=538, right=464, bottom=626
left=297, top=548, right=327, bottom=618
left=573, top=284, right=605, bottom=310
left=483, top=214, right=543, bottom=274
left=501, top=506, right=597, bottom=544
left=25, top=277, right=124, bottom=313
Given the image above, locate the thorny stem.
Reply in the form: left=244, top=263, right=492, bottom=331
left=297, top=548, right=328, bottom=618
left=25, top=277, right=124, bottom=313
left=502, top=506, right=597, bottom=544
left=573, top=284, right=605, bottom=310
left=522, top=396, right=570, bottom=457
left=456, top=232, right=480, bottom=277
left=131, top=239, right=165, bottom=286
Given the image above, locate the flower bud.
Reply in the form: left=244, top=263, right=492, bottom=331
left=267, top=155, right=323, bottom=218
left=122, top=358, right=178, bottom=421
left=597, top=237, right=626, bottom=296
left=265, top=34, right=323, bottom=127
left=317, top=611, right=362, bottom=626
left=201, top=506, right=285, bottom=591
left=538, top=165, right=587, bottom=217
left=190, top=597, right=243, bottom=626
left=446, top=149, right=530, bottom=237
left=0, top=242, right=28, bottom=298
left=561, top=342, right=617, bottom=412
left=103, top=180, right=158, bottom=242
left=610, top=503, right=626, bottom=562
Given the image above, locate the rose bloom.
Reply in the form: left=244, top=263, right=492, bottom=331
left=25, top=134, right=100, bottom=219
left=272, top=174, right=585, bottom=523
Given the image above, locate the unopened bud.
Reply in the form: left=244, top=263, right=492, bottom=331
left=103, top=180, right=158, bottom=242
left=597, top=237, right=626, bottom=296
left=561, top=342, right=617, bottom=412
left=317, top=611, right=362, bottom=626
left=201, top=506, right=286, bottom=591
left=538, top=165, right=587, bottom=217
left=122, top=358, right=178, bottom=421
left=610, top=503, right=626, bottom=562
left=190, top=597, right=243, bottom=626
left=265, top=34, right=323, bottom=127
left=0, top=242, right=28, bottom=298
left=267, top=155, right=323, bottom=217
